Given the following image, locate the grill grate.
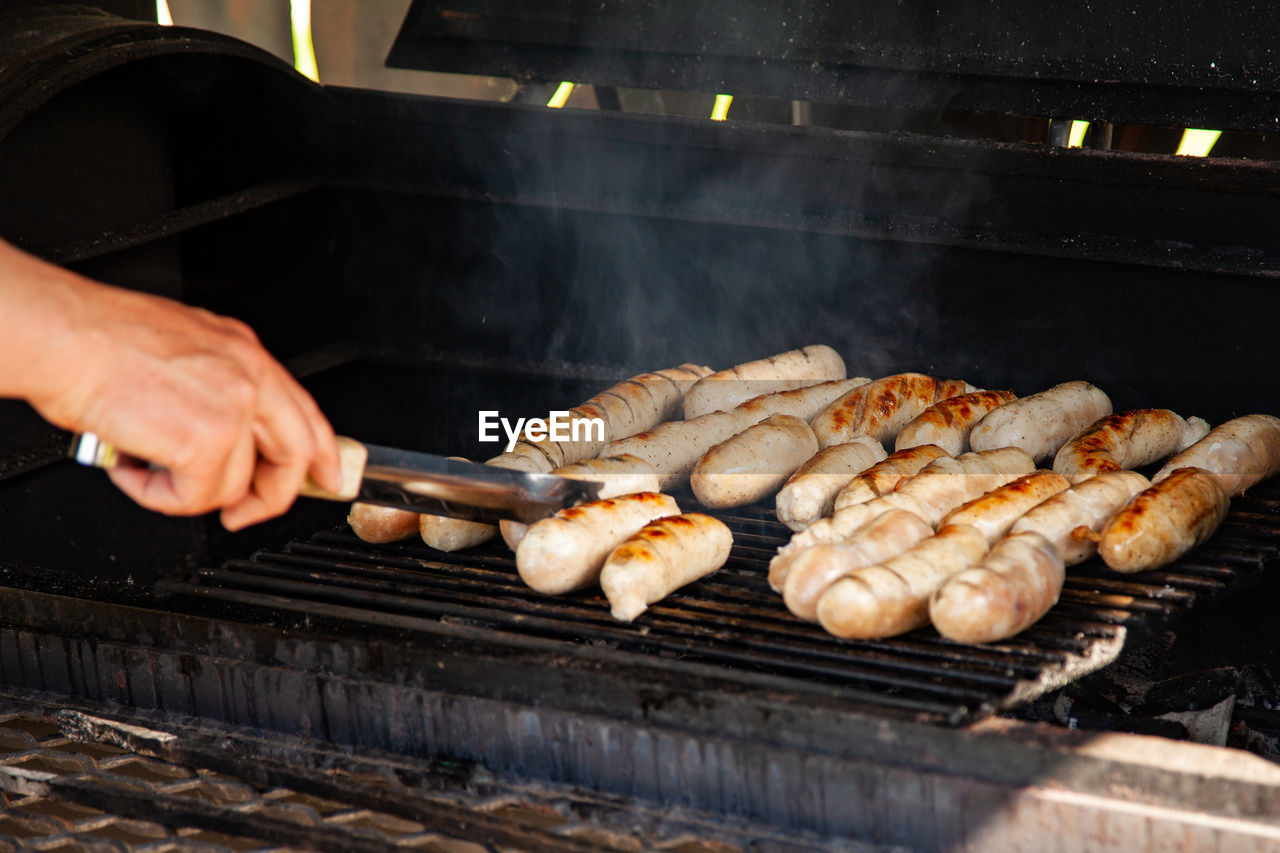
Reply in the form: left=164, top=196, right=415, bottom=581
left=164, top=482, right=1280, bottom=727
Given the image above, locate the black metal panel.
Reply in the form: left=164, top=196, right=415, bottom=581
left=389, top=1, right=1280, bottom=131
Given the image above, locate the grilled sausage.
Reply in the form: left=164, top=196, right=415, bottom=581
left=811, top=373, right=977, bottom=449
left=1052, top=409, right=1210, bottom=484
left=929, top=531, right=1064, bottom=643
left=940, top=470, right=1071, bottom=545
left=735, top=376, right=872, bottom=422
left=348, top=503, right=419, bottom=544
left=682, top=345, right=846, bottom=419
left=516, top=492, right=680, bottom=594
left=419, top=514, right=496, bottom=552
left=519, top=363, right=714, bottom=468
left=600, top=513, right=733, bottom=622
left=604, top=378, right=867, bottom=491
left=1151, top=414, right=1280, bottom=496
left=691, top=414, right=819, bottom=508
left=498, top=454, right=663, bottom=550
left=969, top=380, right=1112, bottom=463
left=895, top=390, right=1017, bottom=456
left=782, top=509, right=933, bottom=621
left=1009, top=470, right=1150, bottom=565
left=776, top=438, right=888, bottom=531
left=768, top=446, right=1034, bottom=590
left=817, top=523, right=989, bottom=639
left=833, top=444, right=951, bottom=511
left=1098, top=467, right=1229, bottom=573
left=878, top=446, right=1037, bottom=528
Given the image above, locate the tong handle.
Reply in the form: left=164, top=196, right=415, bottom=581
left=71, top=433, right=368, bottom=503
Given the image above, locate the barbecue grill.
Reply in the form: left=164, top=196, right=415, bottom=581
left=4, top=3, right=1280, bottom=849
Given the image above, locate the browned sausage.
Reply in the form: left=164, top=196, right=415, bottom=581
left=1098, top=467, right=1230, bottom=573
left=895, top=390, right=1017, bottom=456
left=811, top=373, right=976, bottom=449
left=1052, top=408, right=1209, bottom=484
left=833, top=444, right=951, bottom=511
left=939, top=470, right=1071, bottom=545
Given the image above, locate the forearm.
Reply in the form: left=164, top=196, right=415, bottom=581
left=0, top=238, right=88, bottom=408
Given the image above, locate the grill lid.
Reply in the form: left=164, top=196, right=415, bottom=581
left=389, top=0, right=1280, bottom=132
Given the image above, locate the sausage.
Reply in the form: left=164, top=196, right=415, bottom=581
left=929, top=531, right=1064, bottom=643
left=816, top=523, right=989, bottom=639
left=519, top=363, right=715, bottom=468
left=516, top=492, right=681, bottom=594
left=498, top=454, right=663, bottom=550
left=603, top=378, right=867, bottom=491
left=768, top=446, right=1034, bottom=590
left=811, top=373, right=977, bottom=450
left=691, top=414, right=819, bottom=509
left=878, top=446, right=1037, bottom=527
left=969, top=380, right=1112, bottom=463
left=682, top=345, right=846, bottom=419
left=1098, top=467, right=1230, bottom=573
left=1009, top=470, right=1150, bottom=565
left=833, top=444, right=951, bottom=511
left=1052, top=409, right=1211, bottom=484
left=1151, top=414, right=1280, bottom=496
left=600, top=513, right=733, bottom=622
left=348, top=503, right=418, bottom=544
left=782, top=509, right=933, bottom=621
left=775, top=438, right=888, bottom=531
left=734, top=377, right=871, bottom=423
left=414, top=453, right=534, bottom=551
left=939, top=470, right=1070, bottom=545
left=895, top=390, right=1017, bottom=456
left=419, top=514, right=496, bottom=552
left=603, top=410, right=754, bottom=491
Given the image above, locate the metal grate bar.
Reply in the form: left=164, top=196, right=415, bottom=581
left=171, top=480, right=1280, bottom=726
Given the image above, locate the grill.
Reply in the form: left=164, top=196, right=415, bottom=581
left=5, top=3, right=1280, bottom=849
left=162, top=485, right=1280, bottom=728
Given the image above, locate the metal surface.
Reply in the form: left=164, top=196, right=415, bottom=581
left=358, top=443, right=602, bottom=523
left=0, top=700, right=858, bottom=852
left=155, top=480, right=1280, bottom=728
left=390, top=0, right=1280, bottom=132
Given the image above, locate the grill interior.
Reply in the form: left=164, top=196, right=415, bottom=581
left=159, top=465, right=1280, bottom=728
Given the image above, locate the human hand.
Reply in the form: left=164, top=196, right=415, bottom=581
left=1, top=240, right=342, bottom=530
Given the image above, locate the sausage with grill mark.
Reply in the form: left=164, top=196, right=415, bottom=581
left=600, top=513, right=733, bottom=622
left=682, top=345, right=846, bottom=419
left=768, top=446, right=1034, bottom=591
left=516, top=492, right=681, bottom=594
left=1052, top=408, right=1210, bottom=484
left=833, top=444, right=951, bottom=511
left=811, top=373, right=977, bottom=449
left=605, top=377, right=867, bottom=491
left=1009, top=470, right=1150, bottom=565
left=816, top=523, right=989, bottom=639
left=940, top=470, right=1071, bottom=546
left=1098, top=467, right=1230, bottom=573
left=895, top=390, right=1017, bottom=456
left=498, top=454, right=663, bottom=550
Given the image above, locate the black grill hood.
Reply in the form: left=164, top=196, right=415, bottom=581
left=389, top=0, right=1280, bottom=132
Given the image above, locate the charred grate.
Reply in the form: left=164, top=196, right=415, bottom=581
left=165, top=482, right=1280, bottom=727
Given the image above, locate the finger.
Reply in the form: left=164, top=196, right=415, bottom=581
left=276, top=368, right=342, bottom=494
left=107, top=464, right=190, bottom=516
